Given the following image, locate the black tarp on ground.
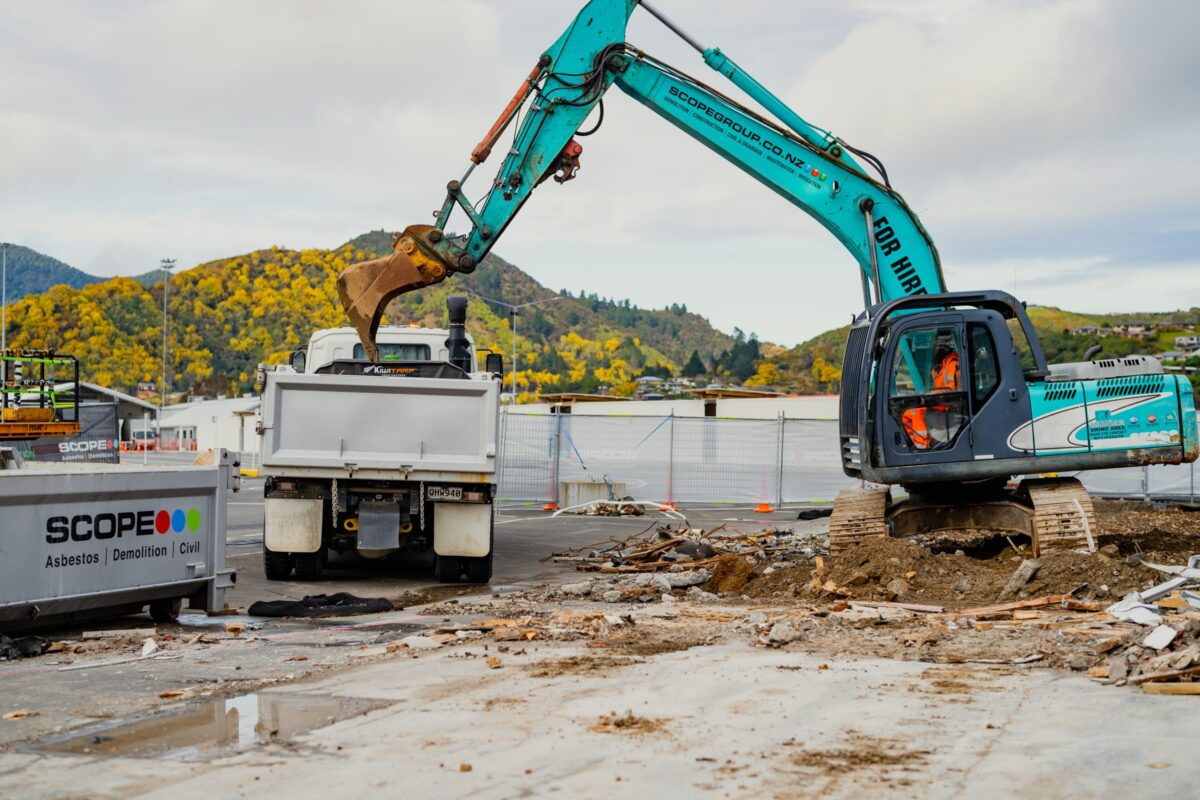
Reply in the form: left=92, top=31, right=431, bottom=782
left=247, top=593, right=395, bottom=618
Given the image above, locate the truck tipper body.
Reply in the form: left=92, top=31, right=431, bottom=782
left=257, top=297, right=501, bottom=582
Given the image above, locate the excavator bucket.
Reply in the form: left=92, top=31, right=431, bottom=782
left=335, top=224, right=452, bottom=361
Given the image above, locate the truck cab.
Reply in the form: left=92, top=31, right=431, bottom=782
left=292, top=326, right=479, bottom=375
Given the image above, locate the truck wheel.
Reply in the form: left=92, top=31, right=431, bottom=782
left=149, top=597, right=182, bottom=623
left=294, top=551, right=325, bottom=580
left=263, top=545, right=294, bottom=580
left=434, top=555, right=462, bottom=583
left=464, top=520, right=495, bottom=583
left=463, top=552, right=492, bottom=583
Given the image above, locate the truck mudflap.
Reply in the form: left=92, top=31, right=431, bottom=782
left=433, top=502, right=492, bottom=557
left=264, top=498, right=322, bottom=553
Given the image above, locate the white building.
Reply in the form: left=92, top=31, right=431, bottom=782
left=159, top=396, right=261, bottom=454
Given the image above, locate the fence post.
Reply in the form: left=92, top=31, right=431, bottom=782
left=1142, top=465, right=1150, bottom=502
left=776, top=413, right=785, bottom=508
left=549, top=412, right=563, bottom=510
left=667, top=411, right=675, bottom=509
left=496, top=406, right=508, bottom=512
left=1191, top=460, right=1195, bottom=506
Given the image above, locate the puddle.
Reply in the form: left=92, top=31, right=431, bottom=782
left=489, top=584, right=527, bottom=594
left=176, top=613, right=266, bottom=630
left=40, top=693, right=388, bottom=761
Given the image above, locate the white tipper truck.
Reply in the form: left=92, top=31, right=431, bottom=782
left=257, top=297, right=503, bottom=583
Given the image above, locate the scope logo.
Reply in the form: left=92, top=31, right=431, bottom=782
left=156, top=508, right=202, bottom=534
left=46, top=507, right=202, bottom=543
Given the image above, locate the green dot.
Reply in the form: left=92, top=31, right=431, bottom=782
left=186, top=508, right=201, bottom=532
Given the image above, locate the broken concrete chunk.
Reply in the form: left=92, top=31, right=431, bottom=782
left=1142, top=625, right=1178, bottom=651
left=398, top=635, right=443, bottom=651
left=601, top=590, right=622, bottom=603
left=999, top=559, right=1041, bottom=600
left=560, top=582, right=592, bottom=597
left=766, top=621, right=799, bottom=645
left=663, top=570, right=709, bottom=589
left=650, top=575, right=672, bottom=593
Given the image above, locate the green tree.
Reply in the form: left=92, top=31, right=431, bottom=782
left=681, top=350, right=707, bottom=378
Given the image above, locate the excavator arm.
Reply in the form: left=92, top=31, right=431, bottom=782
left=338, top=0, right=945, bottom=359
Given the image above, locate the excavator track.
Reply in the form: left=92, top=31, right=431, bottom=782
left=829, top=488, right=890, bottom=555
left=1021, top=477, right=1097, bottom=557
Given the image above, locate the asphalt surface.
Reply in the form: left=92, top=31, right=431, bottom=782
left=224, top=473, right=804, bottom=609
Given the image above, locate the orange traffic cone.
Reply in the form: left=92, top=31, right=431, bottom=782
left=542, top=502, right=558, bottom=511
left=754, top=503, right=775, bottom=513
left=659, top=502, right=677, bottom=511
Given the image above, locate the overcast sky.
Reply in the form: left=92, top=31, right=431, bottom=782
left=3, top=0, right=1197, bottom=345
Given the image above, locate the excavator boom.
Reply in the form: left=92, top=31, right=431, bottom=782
left=336, top=0, right=944, bottom=357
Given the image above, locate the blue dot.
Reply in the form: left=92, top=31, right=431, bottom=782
left=171, top=509, right=186, bottom=533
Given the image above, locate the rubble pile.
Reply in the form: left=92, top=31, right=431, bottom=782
left=546, top=523, right=824, bottom=574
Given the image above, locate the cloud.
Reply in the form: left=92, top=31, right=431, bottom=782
left=1, top=0, right=1197, bottom=345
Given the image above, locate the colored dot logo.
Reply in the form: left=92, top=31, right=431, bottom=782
left=154, top=508, right=202, bottom=534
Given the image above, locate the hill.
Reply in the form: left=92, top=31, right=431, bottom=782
left=760, top=304, right=1200, bottom=394
left=0, top=245, right=103, bottom=300
left=2, top=233, right=739, bottom=399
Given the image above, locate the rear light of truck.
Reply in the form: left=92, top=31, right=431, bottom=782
left=464, top=491, right=485, bottom=503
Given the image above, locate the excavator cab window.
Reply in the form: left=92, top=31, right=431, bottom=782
left=968, top=324, right=999, bottom=408
left=888, top=326, right=967, bottom=451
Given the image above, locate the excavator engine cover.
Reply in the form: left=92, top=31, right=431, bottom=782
left=336, top=223, right=452, bottom=361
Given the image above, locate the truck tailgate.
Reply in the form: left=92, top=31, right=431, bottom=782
left=260, top=372, right=499, bottom=475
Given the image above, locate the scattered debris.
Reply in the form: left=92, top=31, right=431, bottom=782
left=589, top=711, right=665, bottom=735
left=0, top=634, right=46, bottom=660
left=3, top=710, right=40, bottom=721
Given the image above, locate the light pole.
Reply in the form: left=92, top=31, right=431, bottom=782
left=469, top=293, right=565, bottom=397
left=1, top=243, right=8, bottom=357
left=160, top=258, right=175, bottom=411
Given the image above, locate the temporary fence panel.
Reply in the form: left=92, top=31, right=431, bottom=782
left=781, top=419, right=861, bottom=504
left=497, top=412, right=558, bottom=507
left=665, top=417, right=780, bottom=505
left=497, top=411, right=1200, bottom=508
left=556, top=414, right=673, bottom=505
left=1077, top=462, right=1197, bottom=503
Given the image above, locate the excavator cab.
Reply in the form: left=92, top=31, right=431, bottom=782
left=839, top=291, right=1045, bottom=486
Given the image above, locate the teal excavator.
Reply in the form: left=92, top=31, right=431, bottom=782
left=337, top=0, right=1196, bottom=553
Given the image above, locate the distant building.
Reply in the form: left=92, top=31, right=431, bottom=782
left=1174, top=335, right=1200, bottom=350
left=1113, top=322, right=1154, bottom=338
left=159, top=395, right=260, bottom=453
left=55, top=381, right=159, bottom=441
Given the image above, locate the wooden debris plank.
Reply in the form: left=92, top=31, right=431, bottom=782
left=849, top=600, right=946, bottom=614
left=1129, top=665, right=1200, bottom=686
left=950, top=594, right=1073, bottom=617
left=1141, top=683, right=1200, bottom=695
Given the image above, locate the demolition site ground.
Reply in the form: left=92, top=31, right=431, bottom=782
left=1, top=497, right=1200, bottom=798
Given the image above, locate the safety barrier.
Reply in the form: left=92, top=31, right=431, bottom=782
left=497, top=411, right=1199, bottom=508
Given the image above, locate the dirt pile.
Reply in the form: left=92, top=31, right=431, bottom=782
left=707, top=554, right=756, bottom=594
left=745, top=537, right=1160, bottom=607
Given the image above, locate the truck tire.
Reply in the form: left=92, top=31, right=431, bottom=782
left=463, top=551, right=492, bottom=583
left=434, top=555, right=462, bottom=583
left=149, top=597, right=183, bottom=623
left=263, top=544, right=294, bottom=581
left=294, top=550, right=325, bottom=580
left=463, top=521, right=495, bottom=583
